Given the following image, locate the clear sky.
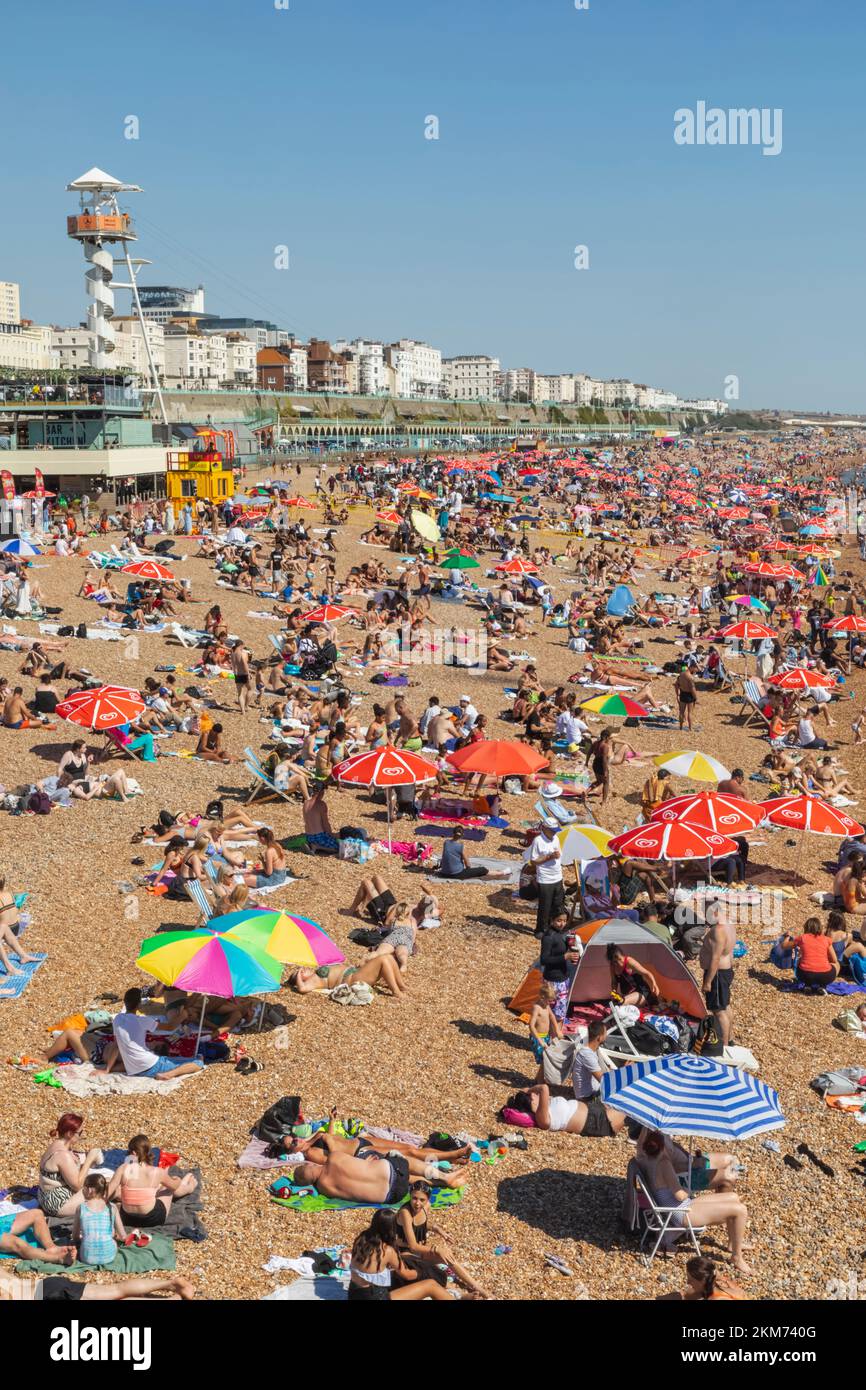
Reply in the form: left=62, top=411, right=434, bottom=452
left=2, top=0, right=864, bottom=410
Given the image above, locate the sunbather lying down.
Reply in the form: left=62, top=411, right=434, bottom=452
left=0, top=1272, right=195, bottom=1302
left=286, top=957, right=408, bottom=999
left=291, top=1130, right=470, bottom=1205
left=0, top=1209, right=75, bottom=1264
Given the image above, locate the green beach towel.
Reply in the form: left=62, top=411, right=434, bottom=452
left=269, top=1184, right=465, bottom=1214
left=15, top=1232, right=176, bottom=1276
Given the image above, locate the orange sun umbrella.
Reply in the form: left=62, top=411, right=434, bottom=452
left=495, top=558, right=538, bottom=574
left=446, top=739, right=548, bottom=778
left=56, top=684, right=145, bottom=731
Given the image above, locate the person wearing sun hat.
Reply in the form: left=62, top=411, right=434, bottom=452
left=530, top=814, right=565, bottom=936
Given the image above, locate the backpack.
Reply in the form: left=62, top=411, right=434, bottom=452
left=692, top=1016, right=724, bottom=1057
left=27, top=791, right=52, bottom=815
left=810, top=1068, right=866, bottom=1097
left=629, top=1021, right=677, bottom=1056
left=76, top=623, right=87, bottom=639
left=205, top=799, right=224, bottom=821
left=253, top=1095, right=302, bottom=1146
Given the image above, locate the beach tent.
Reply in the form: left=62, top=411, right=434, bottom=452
left=606, top=584, right=636, bottom=618
left=567, top=919, right=707, bottom=1019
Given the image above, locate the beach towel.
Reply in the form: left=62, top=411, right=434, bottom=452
left=827, top=980, right=866, bottom=996
left=15, top=1232, right=175, bottom=1276
left=55, top=1062, right=192, bottom=1098
left=0, top=955, right=47, bottom=1000
left=262, top=1275, right=348, bottom=1301
left=269, top=1179, right=464, bottom=1213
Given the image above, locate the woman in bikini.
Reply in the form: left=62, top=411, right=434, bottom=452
left=396, top=1180, right=491, bottom=1298
left=0, top=875, right=39, bottom=973
left=37, top=1114, right=104, bottom=1218
left=240, top=828, right=290, bottom=892
left=287, top=955, right=408, bottom=999
left=107, top=1135, right=198, bottom=1232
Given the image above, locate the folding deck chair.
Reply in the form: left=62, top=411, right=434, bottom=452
left=632, top=1169, right=707, bottom=1266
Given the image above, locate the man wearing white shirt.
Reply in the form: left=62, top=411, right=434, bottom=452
left=457, top=695, right=478, bottom=730
left=797, top=706, right=829, bottom=749
left=530, top=815, right=565, bottom=935
left=555, top=708, right=590, bottom=747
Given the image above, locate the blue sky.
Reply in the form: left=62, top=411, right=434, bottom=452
left=2, top=0, right=863, bottom=410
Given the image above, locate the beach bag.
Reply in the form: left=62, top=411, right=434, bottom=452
left=338, top=836, right=374, bottom=864
left=769, top=936, right=796, bottom=970
left=254, top=1095, right=302, bottom=1146
left=629, top=1021, right=676, bottom=1056
left=810, top=1068, right=866, bottom=1097
left=692, top=1016, right=724, bottom=1058
left=205, top=799, right=224, bottom=821
left=331, top=981, right=374, bottom=1006
left=834, top=1009, right=866, bottom=1035
left=541, top=1037, right=577, bottom=1085
left=27, top=791, right=52, bottom=815
left=501, top=1106, right=535, bottom=1129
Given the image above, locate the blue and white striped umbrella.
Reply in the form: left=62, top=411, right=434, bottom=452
left=0, top=538, right=41, bottom=557
left=600, top=1054, right=784, bottom=1141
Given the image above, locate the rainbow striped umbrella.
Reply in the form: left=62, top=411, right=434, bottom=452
left=579, top=693, right=649, bottom=718
left=209, top=909, right=344, bottom=967
left=136, top=928, right=283, bottom=1053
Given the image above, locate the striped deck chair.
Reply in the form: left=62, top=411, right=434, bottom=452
left=243, top=746, right=296, bottom=806
left=738, top=678, right=771, bottom=728
left=185, top=878, right=213, bottom=924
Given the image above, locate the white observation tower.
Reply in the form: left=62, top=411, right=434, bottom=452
left=66, top=167, right=166, bottom=424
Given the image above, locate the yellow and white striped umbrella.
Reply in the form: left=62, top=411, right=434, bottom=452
left=652, top=750, right=731, bottom=782
left=557, top=823, right=614, bottom=866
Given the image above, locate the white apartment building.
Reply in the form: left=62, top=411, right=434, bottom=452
left=225, top=334, right=256, bottom=385
left=384, top=344, right=414, bottom=398
left=51, top=327, right=96, bottom=371
left=681, top=398, right=728, bottom=414
left=500, top=367, right=535, bottom=401
left=442, top=355, right=501, bottom=401
left=571, top=374, right=596, bottom=407
left=0, top=281, right=21, bottom=325
left=333, top=339, right=386, bottom=395
left=388, top=339, right=442, bottom=397
left=112, top=317, right=166, bottom=379
left=163, top=328, right=226, bottom=388
left=0, top=321, right=52, bottom=372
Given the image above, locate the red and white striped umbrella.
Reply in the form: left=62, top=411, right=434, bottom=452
left=495, top=558, right=538, bottom=574
left=375, top=510, right=402, bottom=524
left=650, top=792, right=764, bottom=836
left=676, top=548, right=712, bottom=562
left=333, top=747, right=438, bottom=788
left=608, top=821, right=739, bottom=862
left=56, top=684, right=145, bottom=731
left=824, top=615, right=866, bottom=634
left=717, top=620, right=778, bottom=640
left=333, top=746, right=438, bottom=847
left=743, top=561, right=804, bottom=580
left=121, top=559, right=176, bottom=581
left=756, top=793, right=863, bottom=837
left=768, top=668, right=836, bottom=691
left=302, top=604, right=352, bottom=623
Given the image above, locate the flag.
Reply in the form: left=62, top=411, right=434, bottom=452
left=0, top=471, right=14, bottom=501
left=33, top=468, right=45, bottom=498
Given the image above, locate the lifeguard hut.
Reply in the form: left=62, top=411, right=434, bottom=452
left=165, top=428, right=236, bottom=518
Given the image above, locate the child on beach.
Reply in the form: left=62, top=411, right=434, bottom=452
left=528, top=982, right=563, bottom=1080
left=72, top=1174, right=125, bottom=1266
